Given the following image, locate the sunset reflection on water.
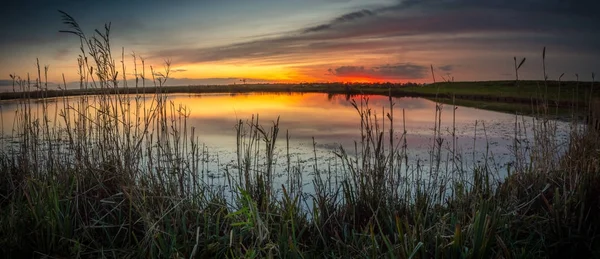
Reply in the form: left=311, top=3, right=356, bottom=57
left=0, top=92, right=565, bottom=181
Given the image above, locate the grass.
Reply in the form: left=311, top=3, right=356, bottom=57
left=1, top=12, right=599, bottom=258
left=429, top=97, right=580, bottom=119
left=404, top=80, right=597, bottom=104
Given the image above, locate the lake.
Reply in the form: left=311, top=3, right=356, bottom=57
left=0, top=92, right=571, bottom=193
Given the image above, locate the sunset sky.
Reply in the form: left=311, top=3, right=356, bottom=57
left=0, top=0, right=599, bottom=88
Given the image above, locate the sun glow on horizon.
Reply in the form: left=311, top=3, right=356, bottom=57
left=174, top=63, right=309, bottom=82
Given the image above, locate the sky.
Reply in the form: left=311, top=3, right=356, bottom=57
left=0, top=0, right=599, bottom=88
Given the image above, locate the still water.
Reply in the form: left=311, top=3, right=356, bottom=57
left=0, top=92, right=571, bottom=189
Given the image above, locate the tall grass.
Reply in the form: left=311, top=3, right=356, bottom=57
left=1, top=13, right=599, bottom=258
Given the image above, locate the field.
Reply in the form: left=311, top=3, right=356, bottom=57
left=1, top=14, right=600, bottom=259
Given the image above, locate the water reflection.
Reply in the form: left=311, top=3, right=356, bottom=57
left=167, top=93, right=524, bottom=159
left=0, top=92, right=570, bottom=181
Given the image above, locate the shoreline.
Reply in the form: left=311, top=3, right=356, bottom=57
left=0, top=80, right=595, bottom=116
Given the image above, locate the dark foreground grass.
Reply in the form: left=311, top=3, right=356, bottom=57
left=1, top=13, right=600, bottom=258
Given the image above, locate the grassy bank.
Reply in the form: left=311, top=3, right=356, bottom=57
left=406, top=80, right=597, bottom=104
left=1, top=13, right=600, bottom=258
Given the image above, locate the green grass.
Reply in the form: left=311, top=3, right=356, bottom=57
left=404, top=80, right=596, bottom=104
left=1, top=11, right=600, bottom=259
left=402, top=80, right=597, bottom=115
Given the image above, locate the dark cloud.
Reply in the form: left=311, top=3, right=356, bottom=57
left=54, top=48, right=71, bottom=61
left=375, top=64, right=428, bottom=78
left=0, top=80, right=14, bottom=86
left=438, top=65, right=454, bottom=72
left=328, top=63, right=428, bottom=79
left=0, top=1, right=150, bottom=49
left=303, top=9, right=375, bottom=33
left=329, top=66, right=367, bottom=76
left=303, top=24, right=332, bottom=33
left=383, top=0, right=600, bottom=17
left=333, top=9, right=374, bottom=23
left=152, top=0, right=600, bottom=67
